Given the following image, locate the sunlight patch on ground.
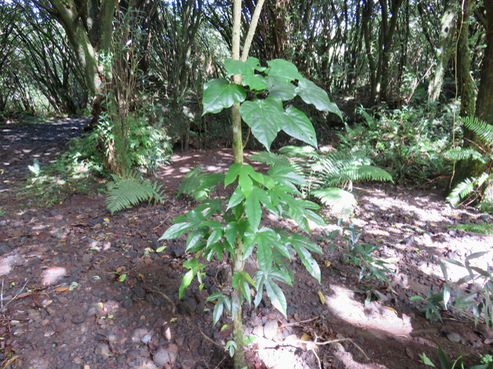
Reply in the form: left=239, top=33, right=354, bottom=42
left=325, top=284, right=413, bottom=342
left=254, top=336, right=311, bottom=369
left=41, top=267, right=67, bottom=285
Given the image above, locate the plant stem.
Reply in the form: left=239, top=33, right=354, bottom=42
left=232, top=234, right=245, bottom=368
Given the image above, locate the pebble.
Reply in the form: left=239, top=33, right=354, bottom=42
left=71, top=314, right=86, bottom=325
left=153, top=346, right=177, bottom=368
left=177, top=298, right=197, bottom=315
left=134, top=285, right=146, bottom=299
left=0, top=243, right=10, bottom=255
left=447, top=332, right=462, bottom=343
left=122, top=298, right=133, bottom=308
left=61, top=363, right=82, bottom=369
left=263, top=320, right=278, bottom=340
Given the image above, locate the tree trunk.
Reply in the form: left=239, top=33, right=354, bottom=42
left=428, top=5, right=457, bottom=102
left=457, top=0, right=476, bottom=117
left=450, top=1, right=493, bottom=198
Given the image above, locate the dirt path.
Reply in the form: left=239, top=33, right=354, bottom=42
left=0, top=117, right=492, bottom=369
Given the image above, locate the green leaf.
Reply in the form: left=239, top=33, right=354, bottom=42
left=466, top=251, right=488, bottom=261
left=225, top=164, right=264, bottom=198
left=227, top=186, right=246, bottom=210
left=267, top=76, right=296, bottom=101
left=265, top=276, right=287, bottom=316
left=267, top=59, right=303, bottom=83
left=437, top=345, right=451, bottom=369
left=160, top=222, right=194, bottom=240
left=179, top=269, right=194, bottom=299
left=224, top=57, right=259, bottom=76
left=419, top=353, right=436, bottom=367
left=243, top=74, right=267, bottom=91
left=295, top=78, right=343, bottom=119
left=118, top=273, right=126, bottom=282
left=245, top=187, right=272, bottom=232
left=410, top=295, right=424, bottom=301
left=240, top=99, right=284, bottom=150
left=186, top=227, right=209, bottom=251
left=282, top=107, right=318, bottom=148
left=291, top=237, right=321, bottom=282
left=256, top=231, right=275, bottom=272
left=203, top=79, right=246, bottom=114
left=207, top=228, right=224, bottom=247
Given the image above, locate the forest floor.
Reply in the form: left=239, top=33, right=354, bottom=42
left=1, top=116, right=493, bottom=369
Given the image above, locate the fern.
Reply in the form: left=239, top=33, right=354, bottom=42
left=463, top=116, right=493, bottom=145
left=450, top=223, right=493, bottom=235
left=447, top=172, right=492, bottom=207
left=312, top=188, right=357, bottom=219
left=251, top=146, right=392, bottom=219
left=176, top=166, right=225, bottom=201
left=445, top=147, right=485, bottom=163
left=249, top=152, right=290, bottom=167
left=106, top=169, right=164, bottom=214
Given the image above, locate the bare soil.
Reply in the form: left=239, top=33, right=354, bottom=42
left=1, top=116, right=492, bottom=369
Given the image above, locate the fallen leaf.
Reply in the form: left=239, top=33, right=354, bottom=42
left=318, top=291, right=325, bottom=305
left=301, top=333, right=311, bottom=341
left=54, top=286, right=69, bottom=292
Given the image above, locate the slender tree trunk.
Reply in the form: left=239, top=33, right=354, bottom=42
left=428, top=4, right=457, bottom=102
left=450, top=1, right=493, bottom=198
left=457, top=0, right=475, bottom=116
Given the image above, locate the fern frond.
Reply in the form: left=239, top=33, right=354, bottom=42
left=249, top=152, right=290, bottom=167
left=177, top=166, right=224, bottom=201
left=463, top=117, right=493, bottom=145
left=106, top=170, right=164, bottom=214
left=339, top=165, right=394, bottom=183
left=446, top=177, right=476, bottom=207
left=450, top=223, right=493, bottom=235
left=312, top=188, right=357, bottom=220
left=445, top=147, right=485, bottom=163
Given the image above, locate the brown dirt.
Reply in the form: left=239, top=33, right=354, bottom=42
left=0, top=117, right=492, bottom=369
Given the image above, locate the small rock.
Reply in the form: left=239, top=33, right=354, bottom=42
left=82, top=254, right=92, bottom=263
left=170, top=245, right=184, bottom=258
left=0, top=243, right=10, bottom=255
left=263, top=320, right=278, bottom=340
left=480, top=213, right=491, bottom=222
left=114, top=293, right=125, bottom=301
left=206, top=268, right=216, bottom=276
left=122, top=298, right=133, bottom=308
left=132, top=328, right=149, bottom=343
left=95, top=343, right=111, bottom=357
left=252, top=325, right=264, bottom=337
left=71, top=314, right=86, bottom=325
left=142, top=333, right=153, bottom=344
left=153, top=347, right=176, bottom=368
left=177, top=298, right=197, bottom=315
left=331, top=342, right=345, bottom=352
left=27, top=309, right=42, bottom=322
left=134, top=285, right=146, bottom=299
left=447, top=332, right=462, bottom=343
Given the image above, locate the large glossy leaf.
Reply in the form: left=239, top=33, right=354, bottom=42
left=291, top=239, right=321, bottom=282
left=267, top=76, right=296, bottom=101
left=245, top=187, right=272, bottom=232
left=254, top=271, right=266, bottom=307
left=282, top=107, right=318, bottom=148
left=207, top=228, right=224, bottom=247
left=243, top=74, right=267, bottom=91
left=224, top=57, right=259, bottom=76
left=186, top=227, right=209, bottom=251
left=240, top=99, right=284, bottom=150
left=202, top=79, right=246, bottom=114
left=160, top=222, right=195, bottom=240
left=265, top=276, right=287, bottom=316
left=255, top=230, right=275, bottom=272
left=225, top=164, right=264, bottom=198
left=295, top=78, right=343, bottom=119
left=206, top=292, right=230, bottom=326
left=227, top=186, right=245, bottom=210
left=267, top=59, right=303, bottom=83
